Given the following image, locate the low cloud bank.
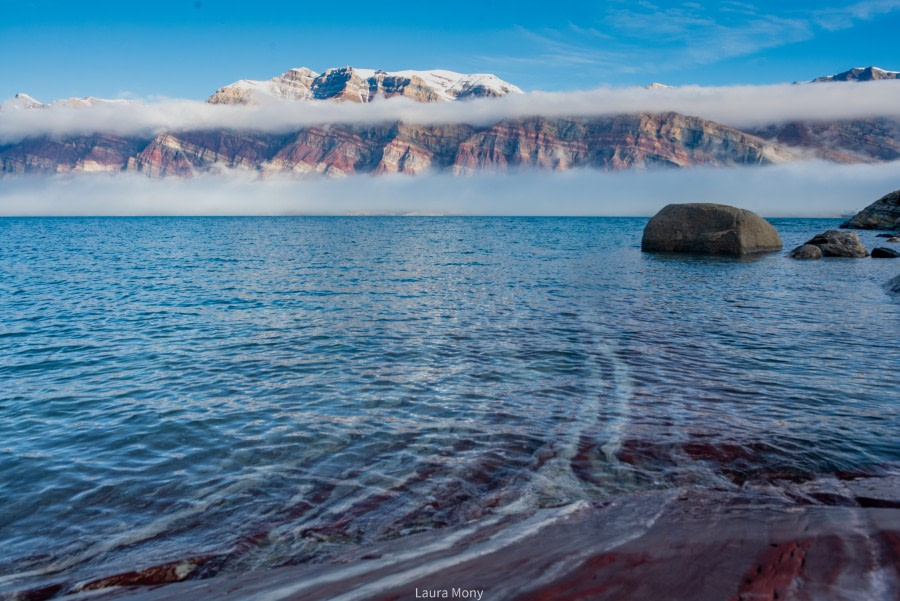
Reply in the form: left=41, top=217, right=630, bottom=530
left=1, top=160, right=896, bottom=217
left=1, top=81, right=899, bottom=143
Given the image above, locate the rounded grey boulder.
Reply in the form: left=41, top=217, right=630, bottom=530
left=793, top=230, right=868, bottom=258
left=641, top=203, right=782, bottom=255
left=789, top=244, right=823, bottom=260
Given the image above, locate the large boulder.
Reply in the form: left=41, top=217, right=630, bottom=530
left=841, top=189, right=900, bottom=230
left=641, top=203, right=782, bottom=255
left=790, top=230, right=868, bottom=258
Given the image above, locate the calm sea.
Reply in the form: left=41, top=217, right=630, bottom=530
left=1, top=217, right=898, bottom=595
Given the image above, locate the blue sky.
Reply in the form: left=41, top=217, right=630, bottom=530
left=2, top=0, right=899, bottom=101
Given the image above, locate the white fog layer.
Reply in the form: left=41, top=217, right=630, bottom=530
left=1, top=160, right=897, bottom=217
left=1, top=81, right=900, bottom=143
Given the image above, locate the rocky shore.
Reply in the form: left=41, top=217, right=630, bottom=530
left=815, top=190, right=900, bottom=277
left=52, top=476, right=900, bottom=601
left=789, top=230, right=869, bottom=259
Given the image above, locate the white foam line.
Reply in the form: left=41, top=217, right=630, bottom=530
left=0, top=569, right=45, bottom=586
left=255, top=502, right=589, bottom=601
left=501, top=492, right=674, bottom=598
left=843, top=505, right=895, bottom=600
left=599, top=341, right=634, bottom=464
left=251, top=520, right=494, bottom=601
left=504, top=321, right=620, bottom=512
left=326, top=494, right=674, bottom=601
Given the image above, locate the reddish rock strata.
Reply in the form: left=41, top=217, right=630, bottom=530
left=0, top=113, right=797, bottom=177
left=33, top=478, right=899, bottom=601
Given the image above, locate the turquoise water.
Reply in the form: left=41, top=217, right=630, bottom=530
left=1, top=217, right=898, bottom=596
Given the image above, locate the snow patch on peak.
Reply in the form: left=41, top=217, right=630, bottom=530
left=286, top=67, right=319, bottom=76
left=391, top=70, right=524, bottom=100
left=207, top=66, right=523, bottom=104
left=325, top=66, right=377, bottom=79
left=51, top=97, right=135, bottom=109
left=3, top=93, right=47, bottom=110
left=2, top=93, right=135, bottom=112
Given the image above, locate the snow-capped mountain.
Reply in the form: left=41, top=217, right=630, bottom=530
left=0, top=93, right=133, bottom=111
left=207, top=66, right=523, bottom=104
left=1, top=93, right=46, bottom=110
left=2, top=66, right=898, bottom=177
left=811, top=66, right=900, bottom=82
left=51, top=97, right=134, bottom=109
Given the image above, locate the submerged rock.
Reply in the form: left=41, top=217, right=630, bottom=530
left=791, top=230, right=868, bottom=258
left=872, top=247, right=900, bottom=258
left=641, top=203, right=782, bottom=255
left=888, top=274, right=900, bottom=294
left=789, top=244, right=823, bottom=260
left=841, top=189, right=900, bottom=230
left=889, top=237, right=900, bottom=243
left=65, top=479, right=900, bottom=601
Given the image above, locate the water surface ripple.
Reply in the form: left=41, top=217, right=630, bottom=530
left=1, top=217, right=898, bottom=594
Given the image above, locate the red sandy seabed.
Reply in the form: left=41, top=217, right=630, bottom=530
left=25, top=474, right=900, bottom=601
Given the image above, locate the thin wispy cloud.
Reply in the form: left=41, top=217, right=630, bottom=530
left=1, top=160, right=896, bottom=217
left=541, top=5, right=811, bottom=72
left=815, top=0, right=900, bottom=30
left=1, top=81, right=899, bottom=143
left=507, top=27, right=624, bottom=67
left=493, top=1, right=899, bottom=80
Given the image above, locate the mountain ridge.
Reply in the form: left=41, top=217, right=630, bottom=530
left=5, top=65, right=897, bottom=109
left=207, top=66, right=523, bottom=105
left=810, top=66, right=900, bottom=83
left=1, top=66, right=897, bottom=177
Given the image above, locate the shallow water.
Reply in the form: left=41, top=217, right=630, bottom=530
left=1, top=217, right=898, bottom=595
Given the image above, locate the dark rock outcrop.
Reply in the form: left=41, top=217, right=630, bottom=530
left=791, top=230, right=868, bottom=258
left=789, top=244, right=823, bottom=260
left=641, top=203, right=782, bottom=255
left=872, top=247, right=900, bottom=258
left=811, top=66, right=900, bottom=82
left=841, top=189, right=900, bottom=230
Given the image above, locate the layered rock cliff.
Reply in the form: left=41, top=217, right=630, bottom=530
left=0, top=135, right=146, bottom=174
left=1, top=113, right=792, bottom=177
left=747, top=117, right=900, bottom=163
